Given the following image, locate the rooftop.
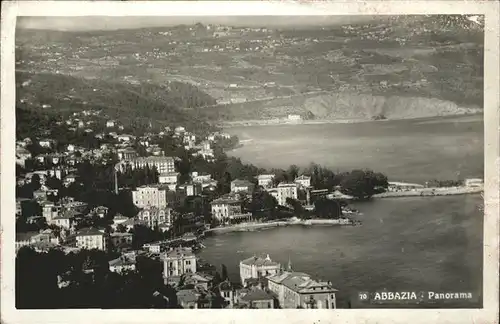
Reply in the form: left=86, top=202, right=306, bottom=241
left=240, top=255, right=280, bottom=267
left=210, top=195, right=241, bottom=205
left=277, top=182, right=298, bottom=188
left=240, top=289, right=274, bottom=302
left=16, top=231, right=39, bottom=242
left=126, top=156, right=174, bottom=162
left=231, top=179, right=254, bottom=187
left=176, top=289, right=198, bottom=303
left=76, top=227, right=105, bottom=237
left=109, top=255, right=136, bottom=267
left=113, top=213, right=129, bottom=220
left=164, top=247, right=195, bottom=259
left=268, top=271, right=338, bottom=294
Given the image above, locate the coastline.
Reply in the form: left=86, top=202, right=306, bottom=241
left=220, top=112, right=482, bottom=128
left=372, top=186, right=483, bottom=199
left=204, top=218, right=356, bottom=236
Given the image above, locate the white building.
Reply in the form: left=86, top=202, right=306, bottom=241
left=464, top=178, right=483, bottom=188
left=51, top=211, right=76, bottom=230
left=117, top=156, right=176, bottom=174
left=109, top=253, right=136, bottom=273
left=267, top=271, right=337, bottom=309
left=257, top=174, right=275, bottom=189
left=132, top=185, right=169, bottom=209
left=210, top=195, right=252, bottom=224
left=210, top=195, right=242, bottom=222
left=106, top=120, right=115, bottom=128
left=163, top=247, right=197, bottom=284
left=294, top=175, right=311, bottom=188
left=137, top=206, right=173, bottom=228
left=239, top=254, right=281, bottom=286
left=159, top=172, right=180, bottom=191
left=287, top=114, right=302, bottom=121
left=76, top=228, right=107, bottom=250
left=231, top=179, right=255, bottom=193
left=275, top=183, right=299, bottom=206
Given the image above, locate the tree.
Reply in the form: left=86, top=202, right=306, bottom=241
left=287, top=165, right=300, bottom=182
left=221, top=264, right=228, bottom=281
left=285, top=198, right=304, bottom=215
left=340, top=169, right=388, bottom=200
left=314, top=198, right=342, bottom=219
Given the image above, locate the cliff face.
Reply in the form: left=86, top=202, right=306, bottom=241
left=303, top=93, right=480, bottom=120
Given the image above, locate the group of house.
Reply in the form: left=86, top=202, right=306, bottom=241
left=155, top=247, right=337, bottom=309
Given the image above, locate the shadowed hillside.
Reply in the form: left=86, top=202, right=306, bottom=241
left=302, top=94, right=480, bottom=120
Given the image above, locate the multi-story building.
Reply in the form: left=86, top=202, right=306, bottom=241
left=137, top=206, right=173, bottom=228
left=275, top=182, right=299, bottom=206
left=257, top=174, right=275, bottom=189
left=294, top=175, right=311, bottom=188
left=162, top=247, right=197, bottom=285
left=42, top=201, right=61, bottom=223
left=76, top=227, right=107, bottom=251
left=108, top=253, right=136, bottom=273
left=231, top=179, right=255, bottom=193
left=51, top=211, right=77, bottom=230
left=110, top=232, right=134, bottom=248
left=117, top=147, right=138, bottom=160
left=267, top=271, right=337, bottom=309
left=158, top=172, right=179, bottom=191
left=15, top=231, right=58, bottom=252
left=239, top=255, right=281, bottom=286
left=132, top=185, right=169, bottom=209
left=178, top=182, right=203, bottom=196
left=210, top=195, right=251, bottom=224
left=116, top=156, right=175, bottom=174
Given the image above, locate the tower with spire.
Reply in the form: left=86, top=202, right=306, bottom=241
left=287, top=255, right=292, bottom=271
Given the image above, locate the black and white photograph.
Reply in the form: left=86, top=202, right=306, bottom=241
left=1, top=1, right=499, bottom=323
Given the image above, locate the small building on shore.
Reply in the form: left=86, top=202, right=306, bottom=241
left=464, top=178, right=483, bottom=188
left=387, top=182, right=424, bottom=192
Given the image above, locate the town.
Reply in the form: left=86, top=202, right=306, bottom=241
left=16, top=104, right=485, bottom=309
left=16, top=103, right=404, bottom=309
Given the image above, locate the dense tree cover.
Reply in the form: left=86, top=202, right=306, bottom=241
left=16, top=71, right=218, bottom=138
left=314, top=198, right=343, bottom=219
left=16, top=247, right=177, bottom=309
left=340, top=169, right=388, bottom=200
left=129, top=225, right=165, bottom=249
left=426, top=179, right=463, bottom=187
left=117, top=165, right=159, bottom=189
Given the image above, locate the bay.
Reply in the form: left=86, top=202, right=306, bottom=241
left=199, top=194, right=484, bottom=308
left=225, top=115, right=484, bottom=183
left=199, top=115, right=484, bottom=308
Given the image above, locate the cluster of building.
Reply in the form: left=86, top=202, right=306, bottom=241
left=158, top=247, right=337, bottom=309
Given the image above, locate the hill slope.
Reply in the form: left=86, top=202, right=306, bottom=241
left=16, top=71, right=217, bottom=131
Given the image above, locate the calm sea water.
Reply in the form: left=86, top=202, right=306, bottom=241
left=225, top=115, right=484, bottom=183
left=200, top=115, right=484, bottom=308
left=199, top=195, right=484, bottom=308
